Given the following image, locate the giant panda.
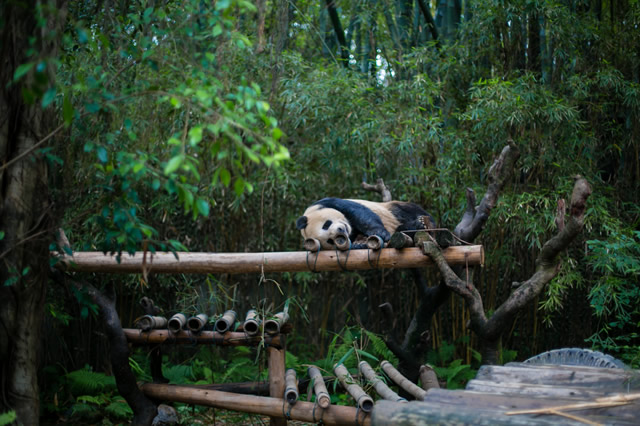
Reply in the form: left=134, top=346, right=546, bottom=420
left=296, top=198, right=435, bottom=249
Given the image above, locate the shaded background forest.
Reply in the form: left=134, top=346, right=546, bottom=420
left=2, top=0, right=639, bottom=423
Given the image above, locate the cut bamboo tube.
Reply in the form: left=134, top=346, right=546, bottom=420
left=419, top=364, right=440, bottom=390
left=334, top=364, right=374, bottom=413
left=215, top=310, right=237, bottom=333
left=243, top=309, right=260, bottom=336
left=54, top=245, right=483, bottom=274
left=123, top=329, right=283, bottom=348
left=187, top=314, right=208, bottom=334
left=380, top=360, right=427, bottom=401
left=284, top=369, right=299, bottom=404
left=134, top=315, right=167, bottom=331
left=140, top=383, right=370, bottom=425
left=359, top=361, right=406, bottom=402
left=308, top=366, right=331, bottom=409
left=264, top=312, right=289, bottom=335
left=167, top=313, right=186, bottom=333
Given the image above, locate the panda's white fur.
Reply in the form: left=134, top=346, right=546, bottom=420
left=297, top=198, right=433, bottom=250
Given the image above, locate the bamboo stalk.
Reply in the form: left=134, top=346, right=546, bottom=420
left=419, top=364, right=440, bottom=390
left=134, top=315, right=167, bottom=331
left=380, top=360, right=427, bottom=401
left=123, top=329, right=283, bottom=348
left=140, top=383, right=370, bottom=425
left=359, top=361, right=406, bottom=402
left=284, top=369, right=299, bottom=404
left=308, top=366, right=331, bottom=409
left=186, top=314, right=208, bottom=334
left=54, top=245, right=483, bottom=274
left=167, top=313, right=186, bottom=333
left=268, top=346, right=286, bottom=426
left=334, top=364, right=374, bottom=413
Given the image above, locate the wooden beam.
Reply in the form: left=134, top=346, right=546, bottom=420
left=54, top=245, right=483, bottom=275
left=140, top=383, right=371, bottom=425
left=123, top=329, right=283, bottom=349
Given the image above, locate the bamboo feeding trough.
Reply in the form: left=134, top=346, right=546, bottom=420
left=123, top=329, right=284, bottom=348
left=54, top=245, right=483, bottom=274
left=308, top=366, right=331, bottom=409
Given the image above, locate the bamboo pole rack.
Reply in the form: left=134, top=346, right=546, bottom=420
left=55, top=245, right=483, bottom=274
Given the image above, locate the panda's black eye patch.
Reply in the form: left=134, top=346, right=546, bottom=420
left=327, top=239, right=335, bottom=246
left=322, top=220, right=333, bottom=230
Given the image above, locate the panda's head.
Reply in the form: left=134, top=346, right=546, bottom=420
left=296, top=205, right=352, bottom=249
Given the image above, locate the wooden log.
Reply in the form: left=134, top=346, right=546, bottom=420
left=140, top=383, right=370, bottom=425
left=380, top=360, right=427, bottom=401
left=214, top=310, right=237, bottom=333
left=308, top=366, right=331, bottom=409
left=284, top=369, right=299, bottom=404
left=268, top=346, right=286, bottom=426
left=54, top=245, right=484, bottom=274
left=359, top=361, right=406, bottom=402
left=334, top=364, right=374, bottom=413
left=424, top=388, right=640, bottom=419
left=419, top=364, right=440, bottom=390
left=471, top=364, right=639, bottom=394
left=243, top=309, right=260, bottom=336
left=371, top=399, right=617, bottom=425
left=123, top=329, right=283, bottom=349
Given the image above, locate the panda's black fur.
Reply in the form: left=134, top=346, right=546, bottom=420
left=296, top=197, right=435, bottom=249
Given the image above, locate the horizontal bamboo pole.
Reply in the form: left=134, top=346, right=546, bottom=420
left=140, top=383, right=370, bottom=425
left=54, top=245, right=483, bottom=274
left=123, top=329, right=283, bottom=349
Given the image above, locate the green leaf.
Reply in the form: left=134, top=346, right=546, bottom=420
left=164, top=155, right=184, bottom=174
left=0, top=231, right=4, bottom=241
left=41, top=87, right=56, bottom=108
left=13, top=63, right=34, bottom=82
left=196, top=198, right=210, bottom=216
left=220, top=168, right=231, bottom=187
left=151, top=179, right=161, bottom=190
left=96, top=147, right=108, bottom=163
left=63, top=93, right=74, bottom=125
left=213, top=24, right=223, bottom=37
left=0, top=410, right=17, bottom=425
left=234, top=178, right=245, bottom=196
left=188, top=126, right=203, bottom=146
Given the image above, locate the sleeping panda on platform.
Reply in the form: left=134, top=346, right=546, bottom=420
left=296, top=198, right=436, bottom=250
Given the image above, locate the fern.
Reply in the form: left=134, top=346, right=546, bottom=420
left=105, top=398, right=133, bottom=420
left=163, top=364, right=195, bottom=384
left=66, top=367, right=116, bottom=396
left=364, top=330, right=398, bottom=365
left=0, top=411, right=16, bottom=426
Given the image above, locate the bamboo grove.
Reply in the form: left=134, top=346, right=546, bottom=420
left=1, top=0, right=639, bottom=423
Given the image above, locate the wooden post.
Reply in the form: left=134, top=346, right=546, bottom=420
left=54, top=245, right=484, bottom=274
left=268, top=338, right=286, bottom=426
left=419, top=364, right=440, bottom=390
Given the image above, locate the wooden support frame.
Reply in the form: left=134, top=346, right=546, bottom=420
left=123, top=329, right=284, bottom=349
left=55, top=245, right=483, bottom=274
left=140, top=383, right=371, bottom=425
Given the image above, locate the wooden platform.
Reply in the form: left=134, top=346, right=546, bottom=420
left=372, top=362, right=640, bottom=425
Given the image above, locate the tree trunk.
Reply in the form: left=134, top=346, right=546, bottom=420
left=0, top=2, right=66, bottom=424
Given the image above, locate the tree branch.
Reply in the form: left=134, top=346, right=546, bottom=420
left=361, top=178, right=392, bottom=202
left=454, top=143, right=520, bottom=242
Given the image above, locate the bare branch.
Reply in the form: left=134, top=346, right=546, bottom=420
left=361, top=178, right=392, bottom=202
left=454, top=143, right=520, bottom=242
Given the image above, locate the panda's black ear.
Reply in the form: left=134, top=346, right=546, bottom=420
left=296, top=216, right=308, bottom=230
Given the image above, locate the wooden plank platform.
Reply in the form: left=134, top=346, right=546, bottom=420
left=371, top=363, right=640, bottom=425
